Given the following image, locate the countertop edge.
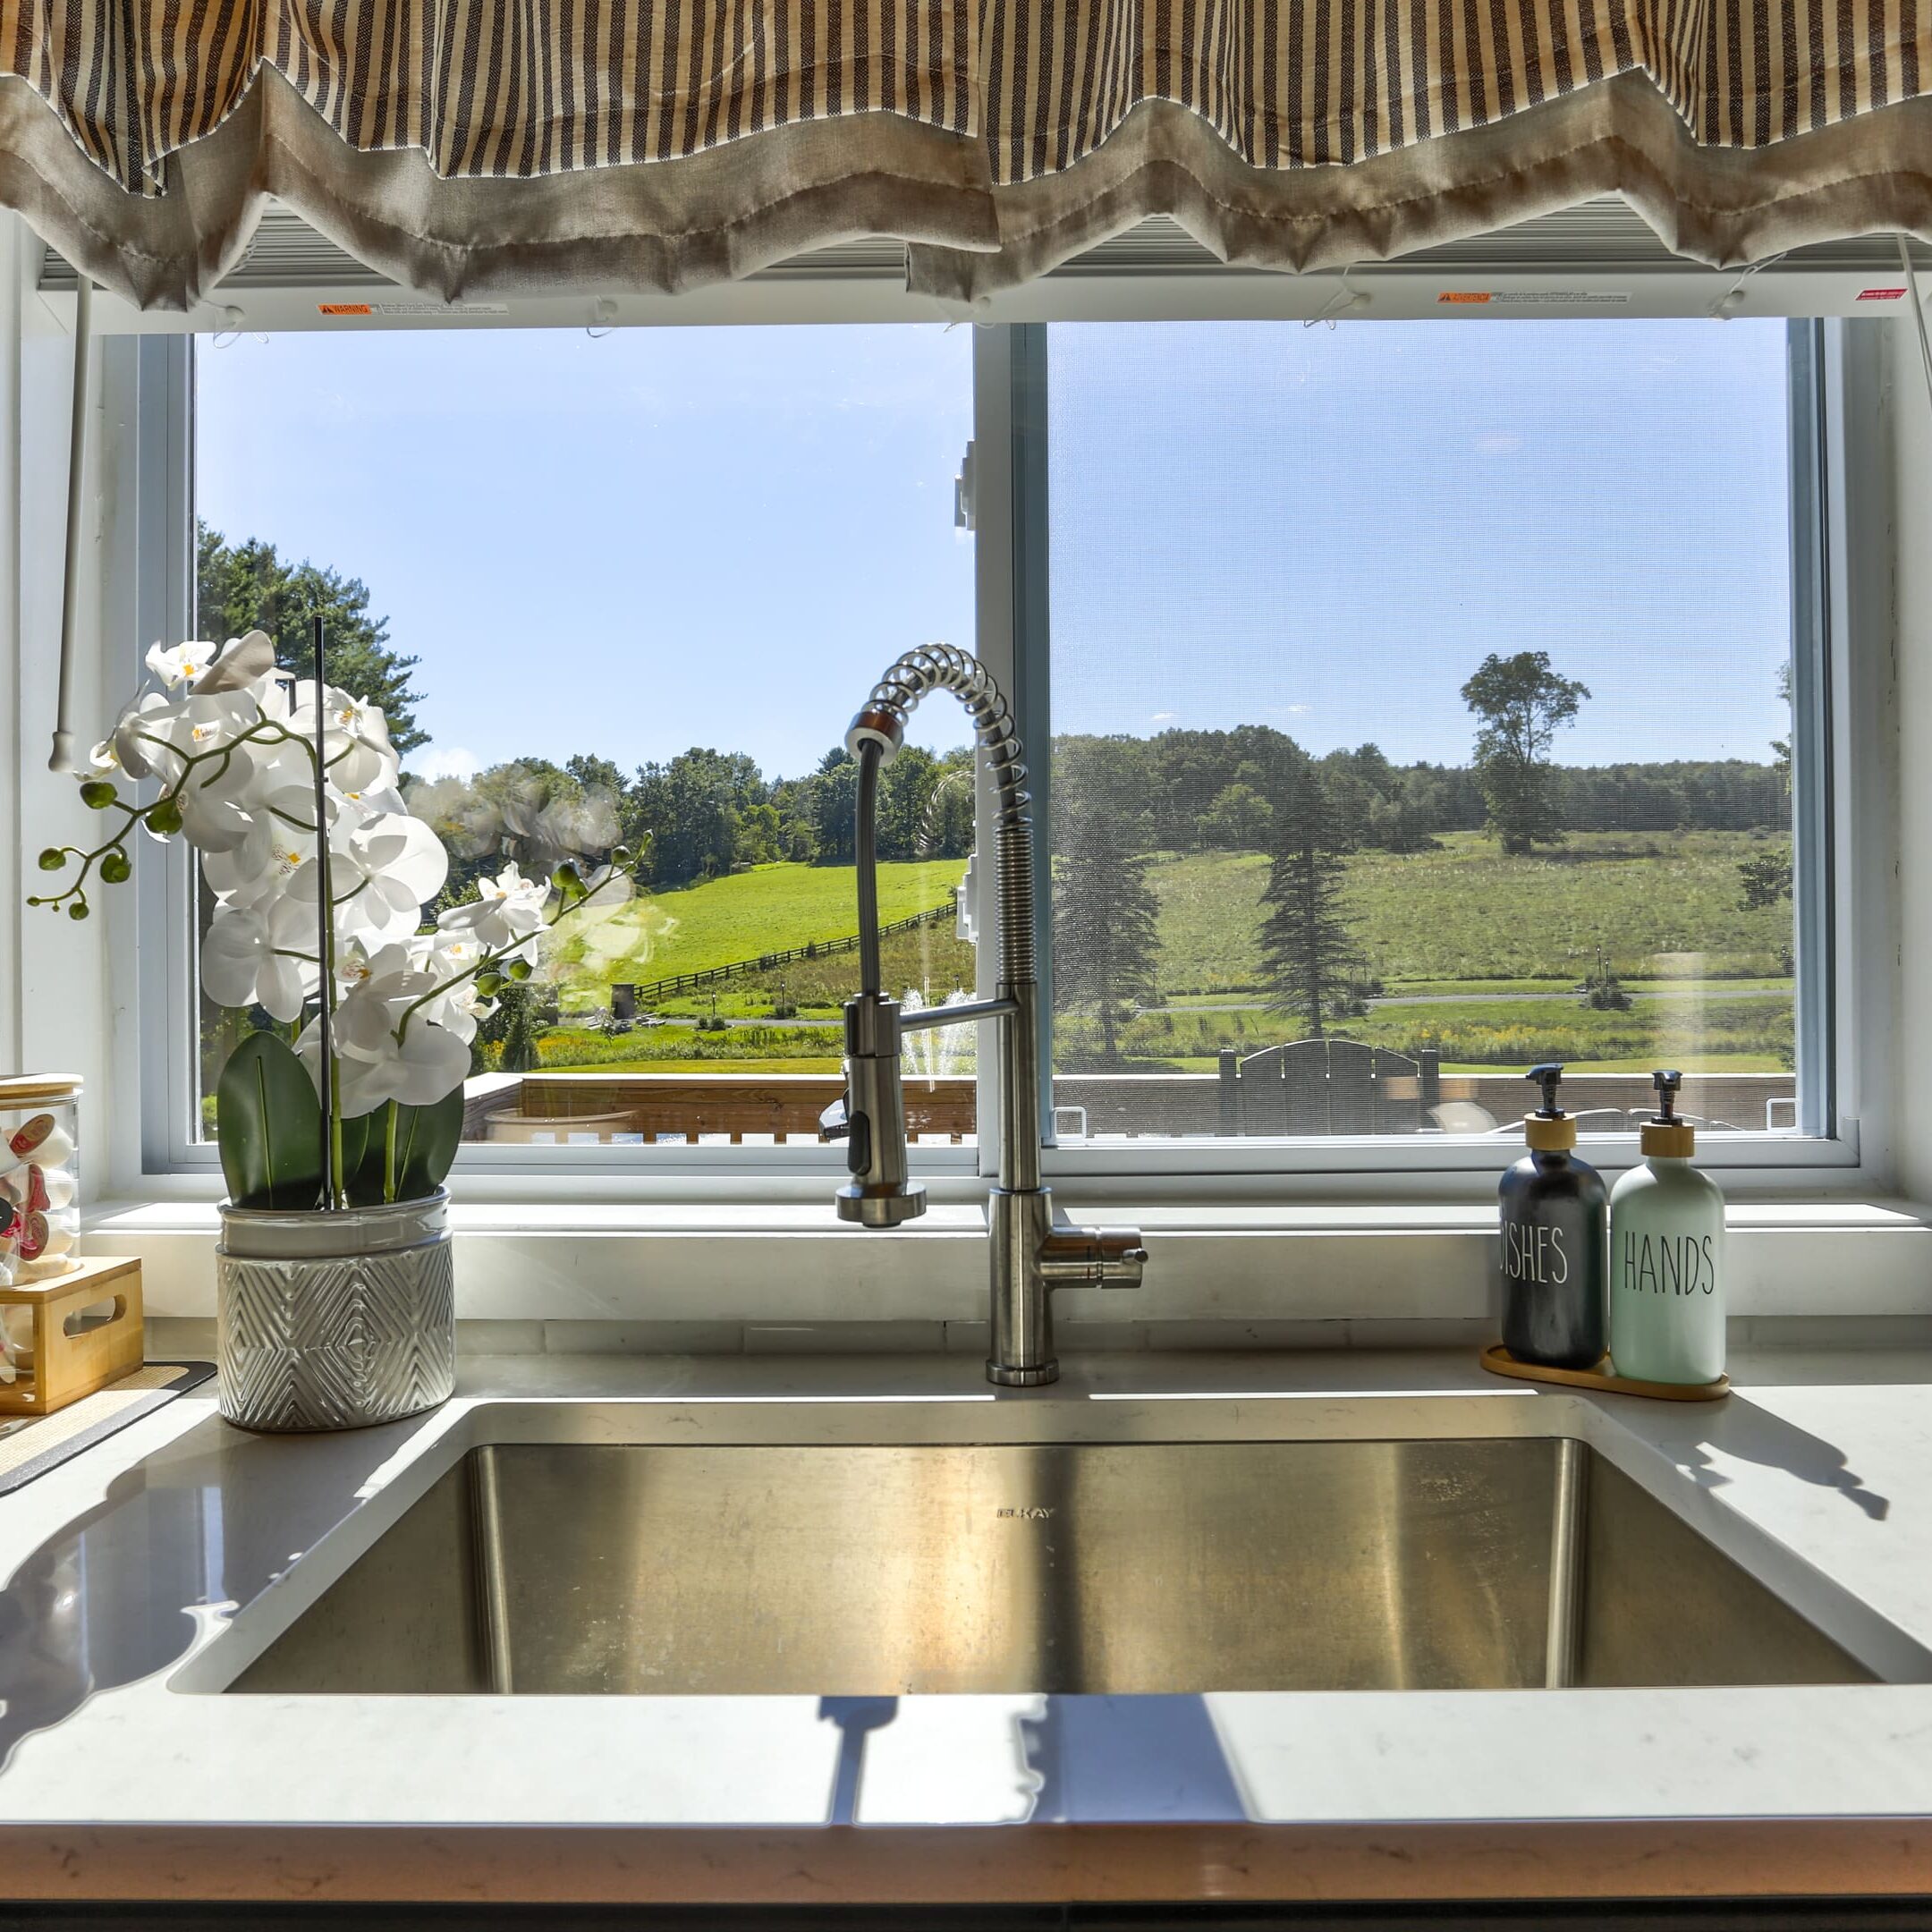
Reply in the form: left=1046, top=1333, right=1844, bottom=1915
left=4, top=1818, right=1931, bottom=1905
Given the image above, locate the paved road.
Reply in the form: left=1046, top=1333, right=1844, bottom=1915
left=589, top=984, right=1791, bottom=1030
left=1147, top=987, right=1791, bottom=1013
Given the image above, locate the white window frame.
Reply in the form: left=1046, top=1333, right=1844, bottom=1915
left=994, top=316, right=1890, bottom=1194
left=100, top=308, right=1893, bottom=1199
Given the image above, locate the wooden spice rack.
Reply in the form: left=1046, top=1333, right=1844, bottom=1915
left=0, top=1255, right=145, bottom=1416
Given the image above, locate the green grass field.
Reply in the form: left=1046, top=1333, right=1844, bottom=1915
left=523, top=833, right=1796, bottom=1076
left=1149, top=831, right=1794, bottom=996
left=1055, top=994, right=1792, bottom=1073
left=551, top=859, right=968, bottom=1004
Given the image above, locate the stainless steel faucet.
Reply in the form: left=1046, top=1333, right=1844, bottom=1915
left=820, top=645, right=1148, bottom=1386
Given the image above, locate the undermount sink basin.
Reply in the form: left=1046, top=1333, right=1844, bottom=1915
left=232, top=1436, right=1870, bottom=1696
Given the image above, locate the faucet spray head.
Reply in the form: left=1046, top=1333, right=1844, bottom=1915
left=827, top=990, right=928, bottom=1228
left=846, top=706, right=906, bottom=764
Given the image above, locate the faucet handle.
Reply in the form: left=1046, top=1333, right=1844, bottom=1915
left=1038, top=1218, right=1148, bottom=1290
left=818, top=1096, right=852, bottom=1141
left=1092, top=1226, right=1148, bottom=1289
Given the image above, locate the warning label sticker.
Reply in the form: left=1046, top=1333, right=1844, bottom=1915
left=317, top=301, right=512, bottom=317
left=1437, top=290, right=1633, bottom=306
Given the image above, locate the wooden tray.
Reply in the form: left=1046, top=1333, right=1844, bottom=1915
left=1480, top=1342, right=1729, bottom=1402
left=0, top=1255, right=145, bottom=1415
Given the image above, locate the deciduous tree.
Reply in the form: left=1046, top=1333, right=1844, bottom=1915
left=1460, top=650, right=1591, bottom=854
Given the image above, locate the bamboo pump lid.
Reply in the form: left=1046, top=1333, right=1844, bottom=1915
left=1640, top=1069, right=1695, bottom=1157
left=1522, top=1063, right=1576, bottom=1152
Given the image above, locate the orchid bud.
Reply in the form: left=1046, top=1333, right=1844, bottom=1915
left=80, top=779, right=117, bottom=810
left=100, top=850, right=131, bottom=885
left=476, top=971, right=504, bottom=997
left=506, top=959, right=531, bottom=982
left=37, top=848, right=64, bottom=871
left=146, top=797, right=182, bottom=835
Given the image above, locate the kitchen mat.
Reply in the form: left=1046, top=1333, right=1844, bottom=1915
left=0, top=1361, right=215, bottom=1494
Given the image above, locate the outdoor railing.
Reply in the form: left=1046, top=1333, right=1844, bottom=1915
left=464, top=1067, right=1799, bottom=1146
left=613, top=900, right=956, bottom=1010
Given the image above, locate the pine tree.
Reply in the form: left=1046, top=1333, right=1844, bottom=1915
left=496, top=984, right=541, bottom=1072
left=195, top=521, right=428, bottom=754
left=1259, top=765, right=1361, bottom=1039
left=1052, top=739, right=1161, bottom=1063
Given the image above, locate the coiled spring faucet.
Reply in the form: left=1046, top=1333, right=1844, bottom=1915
left=820, top=645, right=1148, bottom=1387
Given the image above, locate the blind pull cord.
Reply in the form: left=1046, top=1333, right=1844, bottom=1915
left=48, top=278, right=93, bottom=775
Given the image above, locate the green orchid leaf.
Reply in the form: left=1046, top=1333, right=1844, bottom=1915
left=396, top=1087, right=464, bottom=1200
left=216, top=1032, right=324, bottom=1210
left=339, top=1108, right=388, bottom=1207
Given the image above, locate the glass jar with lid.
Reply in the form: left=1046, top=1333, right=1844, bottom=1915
left=0, top=1075, right=81, bottom=1286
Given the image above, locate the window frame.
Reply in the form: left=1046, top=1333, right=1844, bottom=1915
left=114, top=311, right=1886, bottom=1195
left=987, top=315, right=1871, bottom=1188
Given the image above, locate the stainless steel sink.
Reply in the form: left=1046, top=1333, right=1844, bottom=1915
left=231, top=1436, right=1870, bottom=1696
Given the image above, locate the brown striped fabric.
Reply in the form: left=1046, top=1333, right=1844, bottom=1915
left=976, top=0, right=1932, bottom=183
left=0, top=0, right=974, bottom=191
left=4, top=0, right=1928, bottom=198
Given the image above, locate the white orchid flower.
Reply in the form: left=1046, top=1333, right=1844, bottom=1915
left=294, top=1018, right=396, bottom=1116
left=412, top=935, right=497, bottom=1042
left=144, top=631, right=278, bottom=695
left=297, top=959, right=472, bottom=1112
left=331, top=943, right=439, bottom=1060
left=200, top=905, right=313, bottom=1022
left=194, top=631, right=278, bottom=695
left=436, top=861, right=547, bottom=954
left=145, top=640, right=221, bottom=689
left=290, top=682, right=402, bottom=798
left=111, top=689, right=187, bottom=780
left=173, top=765, right=263, bottom=853
left=348, top=809, right=450, bottom=915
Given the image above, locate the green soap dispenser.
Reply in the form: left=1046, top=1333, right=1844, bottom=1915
left=1608, top=1070, right=1725, bottom=1385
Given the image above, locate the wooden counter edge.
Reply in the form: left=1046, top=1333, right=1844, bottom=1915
left=0, top=1818, right=1927, bottom=1905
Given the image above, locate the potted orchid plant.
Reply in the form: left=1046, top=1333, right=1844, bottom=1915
left=33, top=628, right=631, bottom=1431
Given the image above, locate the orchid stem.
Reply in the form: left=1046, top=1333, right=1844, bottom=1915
left=384, top=1099, right=398, bottom=1203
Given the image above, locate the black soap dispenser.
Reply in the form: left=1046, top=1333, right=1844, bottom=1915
left=1498, top=1063, right=1607, bottom=1369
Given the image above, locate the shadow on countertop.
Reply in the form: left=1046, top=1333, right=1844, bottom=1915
left=0, top=1412, right=436, bottom=1772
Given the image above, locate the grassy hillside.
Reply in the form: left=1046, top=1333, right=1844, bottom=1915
left=1148, top=831, right=1794, bottom=996
left=515, top=830, right=1795, bottom=1075
left=1056, top=994, right=1792, bottom=1074
left=550, top=859, right=967, bottom=999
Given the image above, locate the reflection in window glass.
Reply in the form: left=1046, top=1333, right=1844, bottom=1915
left=191, top=325, right=977, bottom=1148
left=1047, top=320, right=1800, bottom=1141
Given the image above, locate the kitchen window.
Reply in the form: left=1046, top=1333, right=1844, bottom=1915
left=97, top=287, right=1859, bottom=1184
left=1040, top=318, right=1813, bottom=1152
left=180, top=322, right=981, bottom=1165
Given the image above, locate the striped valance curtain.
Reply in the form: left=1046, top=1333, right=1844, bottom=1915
left=3, top=0, right=1931, bottom=304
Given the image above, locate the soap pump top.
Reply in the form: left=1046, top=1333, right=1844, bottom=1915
left=1522, top=1063, right=1577, bottom=1152
left=1640, top=1069, right=1695, bottom=1158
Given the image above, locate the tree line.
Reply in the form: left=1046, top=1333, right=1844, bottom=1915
left=199, top=531, right=1791, bottom=1057
left=1103, top=732, right=1788, bottom=859
left=1054, top=651, right=1792, bottom=1055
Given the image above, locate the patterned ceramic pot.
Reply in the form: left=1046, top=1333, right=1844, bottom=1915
left=216, top=1191, right=454, bottom=1432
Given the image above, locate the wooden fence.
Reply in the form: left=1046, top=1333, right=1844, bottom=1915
left=614, top=900, right=955, bottom=1009
left=462, top=1067, right=1797, bottom=1147
left=479, top=1072, right=976, bottom=1145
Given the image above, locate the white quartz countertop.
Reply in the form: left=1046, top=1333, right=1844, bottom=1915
left=4, top=1346, right=1932, bottom=1907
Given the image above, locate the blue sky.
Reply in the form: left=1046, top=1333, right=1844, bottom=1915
left=196, top=318, right=1792, bottom=782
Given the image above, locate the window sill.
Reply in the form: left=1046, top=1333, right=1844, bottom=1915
left=87, top=1193, right=1932, bottom=1326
